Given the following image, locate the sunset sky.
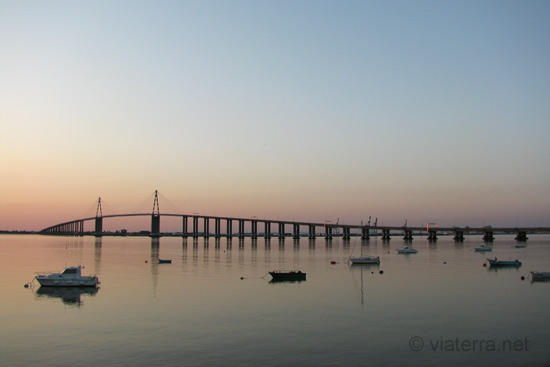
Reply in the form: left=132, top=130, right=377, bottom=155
left=1, top=1, right=549, bottom=232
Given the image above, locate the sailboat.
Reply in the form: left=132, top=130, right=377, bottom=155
left=349, top=243, right=380, bottom=265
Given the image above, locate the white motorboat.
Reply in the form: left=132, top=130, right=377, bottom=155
left=474, top=244, right=492, bottom=252
left=36, top=266, right=100, bottom=287
left=397, top=246, right=418, bottom=254
left=349, top=242, right=380, bottom=264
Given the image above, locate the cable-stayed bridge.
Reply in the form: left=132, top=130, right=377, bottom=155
left=41, top=191, right=549, bottom=242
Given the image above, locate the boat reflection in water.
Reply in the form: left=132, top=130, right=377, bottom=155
left=35, top=286, right=99, bottom=307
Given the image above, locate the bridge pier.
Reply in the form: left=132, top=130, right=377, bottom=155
left=403, top=229, right=413, bottom=241
left=238, top=220, right=245, bottom=239
left=182, top=216, right=188, bottom=238
left=427, top=230, right=437, bottom=241
left=95, top=217, right=103, bottom=236
left=382, top=229, right=391, bottom=240
left=203, top=217, right=210, bottom=238
left=515, top=231, right=528, bottom=242
left=361, top=227, right=370, bottom=240
left=251, top=220, right=258, bottom=239
left=278, top=223, right=285, bottom=239
left=226, top=219, right=233, bottom=239
left=151, top=214, right=160, bottom=237
left=309, top=225, right=316, bottom=239
left=293, top=224, right=300, bottom=239
left=483, top=231, right=494, bottom=242
left=264, top=222, right=271, bottom=239
left=453, top=230, right=464, bottom=241
left=342, top=227, right=351, bottom=240
left=325, top=226, right=333, bottom=239
left=214, top=218, right=221, bottom=238
left=193, top=216, right=199, bottom=238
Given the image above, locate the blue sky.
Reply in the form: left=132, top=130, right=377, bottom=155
left=1, top=0, right=549, bottom=230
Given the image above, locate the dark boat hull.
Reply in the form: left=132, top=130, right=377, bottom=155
left=269, top=271, right=306, bottom=281
left=487, top=259, right=521, bottom=267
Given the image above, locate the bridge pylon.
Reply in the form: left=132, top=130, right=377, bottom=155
left=95, top=197, right=103, bottom=236
left=151, top=190, right=161, bottom=237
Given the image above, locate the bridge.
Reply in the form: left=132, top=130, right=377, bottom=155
left=40, top=191, right=550, bottom=242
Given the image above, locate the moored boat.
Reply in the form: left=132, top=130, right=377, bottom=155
left=269, top=270, right=306, bottom=281
left=515, top=243, right=527, bottom=248
left=349, top=243, right=380, bottom=264
left=158, top=259, right=172, bottom=264
left=35, top=266, right=100, bottom=287
left=474, top=244, right=492, bottom=252
left=350, top=256, right=380, bottom=265
left=397, top=246, right=418, bottom=254
left=486, top=258, right=521, bottom=267
left=531, top=271, right=550, bottom=281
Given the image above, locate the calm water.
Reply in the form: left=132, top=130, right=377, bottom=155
left=1, top=234, right=549, bottom=367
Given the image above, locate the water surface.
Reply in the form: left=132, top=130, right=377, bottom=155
left=1, top=234, right=549, bottom=366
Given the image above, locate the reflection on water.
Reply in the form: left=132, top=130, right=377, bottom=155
left=35, top=286, right=99, bottom=307
left=2, top=234, right=550, bottom=367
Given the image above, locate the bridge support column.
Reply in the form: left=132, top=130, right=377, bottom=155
left=453, top=230, right=464, bottom=241
left=427, top=230, right=437, bottom=241
left=215, top=218, right=221, bottom=238
left=203, top=217, right=210, bottom=238
left=238, top=220, right=245, bottom=239
left=95, top=217, right=103, bottom=236
left=361, top=227, right=370, bottom=240
left=193, top=216, right=199, bottom=238
left=515, top=231, right=528, bottom=242
left=182, top=216, right=188, bottom=238
left=278, top=223, right=285, bottom=239
left=226, top=220, right=233, bottom=239
left=403, top=229, right=413, bottom=241
left=264, top=222, right=271, bottom=239
left=308, top=225, right=316, bottom=239
left=342, top=227, right=351, bottom=240
left=293, top=224, right=300, bottom=239
left=325, top=226, right=333, bottom=239
left=251, top=220, right=258, bottom=239
left=483, top=231, right=494, bottom=242
left=382, top=229, right=391, bottom=240
left=151, top=214, right=160, bottom=237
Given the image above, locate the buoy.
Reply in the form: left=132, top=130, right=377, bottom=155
left=24, top=284, right=29, bottom=288
left=521, top=276, right=525, bottom=281
left=443, top=261, right=447, bottom=264
left=388, top=251, right=390, bottom=254
left=483, top=263, right=486, bottom=267
left=240, top=277, right=244, bottom=280
left=145, top=260, right=148, bottom=263
left=330, top=261, right=336, bottom=264
left=379, top=270, right=384, bottom=274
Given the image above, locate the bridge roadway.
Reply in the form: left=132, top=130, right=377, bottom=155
left=40, top=213, right=550, bottom=242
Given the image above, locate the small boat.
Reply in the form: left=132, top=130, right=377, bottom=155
left=531, top=271, right=550, bottom=282
left=515, top=243, right=527, bottom=248
left=397, top=246, right=418, bottom=254
left=349, top=243, right=380, bottom=264
left=474, top=244, right=492, bottom=252
left=486, top=258, right=521, bottom=267
left=269, top=270, right=306, bottom=281
left=35, top=266, right=100, bottom=287
left=350, top=256, right=380, bottom=265
left=158, top=259, right=172, bottom=264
